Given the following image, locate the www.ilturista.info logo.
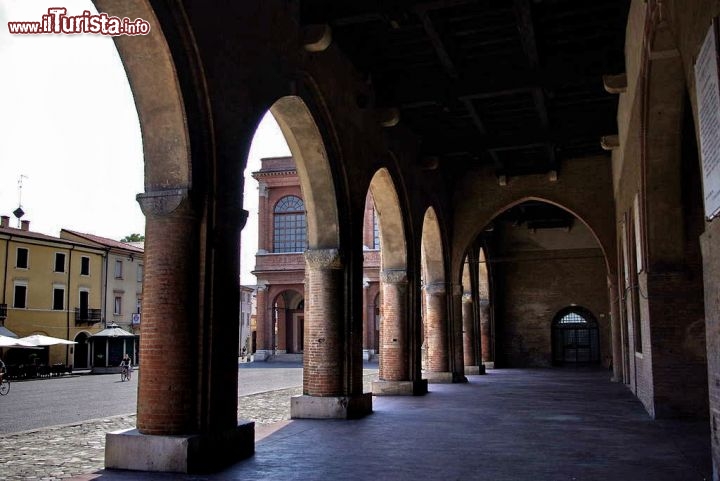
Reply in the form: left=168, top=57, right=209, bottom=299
left=7, top=8, right=151, bottom=36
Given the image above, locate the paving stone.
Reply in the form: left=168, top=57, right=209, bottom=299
left=0, top=372, right=376, bottom=481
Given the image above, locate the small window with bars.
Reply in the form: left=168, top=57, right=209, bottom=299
left=558, top=312, right=587, bottom=324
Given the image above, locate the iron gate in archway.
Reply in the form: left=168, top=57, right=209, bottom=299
left=552, top=308, right=599, bottom=364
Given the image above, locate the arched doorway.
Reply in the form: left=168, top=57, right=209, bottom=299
left=470, top=199, right=611, bottom=368
left=73, top=332, right=90, bottom=369
left=552, top=307, right=600, bottom=365
left=271, top=291, right=304, bottom=356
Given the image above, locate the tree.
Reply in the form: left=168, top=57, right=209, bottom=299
left=121, top=233, right=145, bottom=243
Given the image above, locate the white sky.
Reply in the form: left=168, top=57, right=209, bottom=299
left=0, top=0, right=289, bottom=285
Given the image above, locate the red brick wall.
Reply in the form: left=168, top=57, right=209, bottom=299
left=494, top=250, right=610, bottom=368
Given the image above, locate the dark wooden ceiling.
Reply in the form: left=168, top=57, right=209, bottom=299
left=301, top=0, right=629, bottom=177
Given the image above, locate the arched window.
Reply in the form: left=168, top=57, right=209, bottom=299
left=273, top=196, right=307, bottom=253
left=552, top=307, right=600, bottom=365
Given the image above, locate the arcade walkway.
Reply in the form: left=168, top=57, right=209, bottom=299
left=78, top=368, right=711, bottom=480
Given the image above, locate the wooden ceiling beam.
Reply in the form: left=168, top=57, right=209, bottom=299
left=414, top=7, right=459, bottom=78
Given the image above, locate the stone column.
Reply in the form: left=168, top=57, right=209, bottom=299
left=254, top=285, right=272, bottom=361
left=291, top=249, right=372, bottom=418
left=106, top=189, right=253, bottom=473
left=462, top=293, right=481, bottom=375
left=479, top=299, right=493, bottom=368
left=423, top=283, right=453, bottom=382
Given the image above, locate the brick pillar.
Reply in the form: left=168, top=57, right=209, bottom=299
left=302, top=248, right=344, bottom=395
left=462, top=293, right=478, bottom=369
left=135, top=190, right=199, bottom=435
left=291, top=249, right=372, bottom=417
left=254, top=286, right=271, bottom=360
left=107, top=189, right=254, bottom=473
left=379, top=269, right=408, bottom=381
left=424, top=283, right=452, bottom=383
left=479, top=300, right=492, bottom=366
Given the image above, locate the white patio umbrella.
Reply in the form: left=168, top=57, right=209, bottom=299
left=0, top=335, right=41, bottom=348
left=17, top=334, right=77, bottom=346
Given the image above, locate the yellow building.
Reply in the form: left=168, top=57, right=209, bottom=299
left=0, top=216, right=105, bottom=367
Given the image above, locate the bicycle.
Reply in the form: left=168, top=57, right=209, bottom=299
left=120, top=366, right=131, bottom=382
left=0, top=368, right=9, bottom=395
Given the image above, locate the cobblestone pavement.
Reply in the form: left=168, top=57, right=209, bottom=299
left=0, top=372, right=377, bottom=481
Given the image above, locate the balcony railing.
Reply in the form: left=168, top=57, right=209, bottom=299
left=75, top=308, right=102, bottom=324
left=0, top=303, right=6, bottom=320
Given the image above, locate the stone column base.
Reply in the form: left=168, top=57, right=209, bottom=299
left=423, top=371, right=454, bottom=383
left=105, top=421, right=254, bottom=474
left=253, top=350, right=272, bottom=361
left=464, top=365, right=486, bottom=375
left=290, top=393, right=373, bottom=419
left=372, top=379, right=428, bottom=396
left=483, top=361, right=495, bottom=370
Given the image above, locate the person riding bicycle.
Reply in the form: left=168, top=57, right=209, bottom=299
left=0, top=357, right=5, bottom=382
left=119, top=354, right=132, bottom=380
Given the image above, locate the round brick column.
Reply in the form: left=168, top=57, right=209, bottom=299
left=462, top=293, right=477, bottom=367
left=479, top=300, right=492, bottom=364
left=379, top=269, right=408, bottom=381
left=303, top=248, right=344, bottom=396
left=424, top=283, right=449, bottom=373
left=136, top=190, right=199, bottom=435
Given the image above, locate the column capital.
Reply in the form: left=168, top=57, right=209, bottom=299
left=137, top=188, right=189, bottom=217
left=380, top=269, right=407, bottom=284
left=305, top=248, right=342, bottom=269
left=424, top=282, right=446, bottom=295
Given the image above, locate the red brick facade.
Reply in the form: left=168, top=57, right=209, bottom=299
left=252, top=157, right=381, bottom=361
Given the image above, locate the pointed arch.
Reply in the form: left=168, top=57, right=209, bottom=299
left=421, top=207, right=446, bottom=285
left=270, top=96, right=339, bottom=250
left=369, top=168, right=407, bottom=270
left=94, top=0, right=190, bottom=190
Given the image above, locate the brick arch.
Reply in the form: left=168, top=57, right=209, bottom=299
left=421, top=207, right=446, bottom=285
left=270, top=96, right=339, bottom=250
left=455, top=194, right=613, bottom=284
left=93, top=0, right=190, bottom=191
left=272, top=289, right=304, bottom=310
left=369, top=168, right=407, bottom=270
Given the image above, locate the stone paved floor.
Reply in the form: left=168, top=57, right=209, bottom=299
left=1, top=369, right=714, bottom=481
left=0, top=374, right=375, bottom=481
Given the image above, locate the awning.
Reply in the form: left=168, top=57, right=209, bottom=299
left=0, top=335, right=41, bottom=348
left=18, top=334, right=77, bottom=346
